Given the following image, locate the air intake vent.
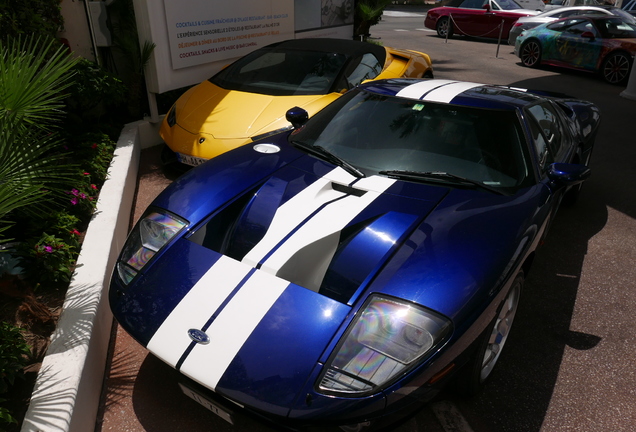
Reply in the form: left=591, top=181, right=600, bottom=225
left=331, top=183, right=366, bottom=197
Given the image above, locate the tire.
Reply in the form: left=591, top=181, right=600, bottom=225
left=454, top=271, right=524, bottom=397
left=601, top=52, right=632, bottom=86
left=436, top=17, right=453, bottom=38
left=520, top=40, right=541, bottom=68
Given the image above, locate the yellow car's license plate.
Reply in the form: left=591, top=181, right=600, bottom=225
left=176, top=153, right=207, bottom=166
left=179, top=383, right=234, bottom=424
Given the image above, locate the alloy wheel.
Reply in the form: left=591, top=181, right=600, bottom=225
left=521, top=41, right=541, bottom=68
left=603, top=53, right=631, bottom=85
left=480, top=281, right=521, bottom=381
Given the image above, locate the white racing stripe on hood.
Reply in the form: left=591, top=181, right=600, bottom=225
left=147, top=255, right=252, bottom=367
left=179, top=268, right=289, bottom=390
left=243, top=169, right=396, bottom=291
left=147, top=169, right=396, bottom=391
left=241, top=167, right=355, bottom=270
left=396, top=80, right=483, bottom=103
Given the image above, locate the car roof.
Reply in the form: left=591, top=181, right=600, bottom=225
left=539, top=5, right=613, bottom=15
left=263, top=38, right=387, bottom=63
left=358, top=79, right=546, bottom=110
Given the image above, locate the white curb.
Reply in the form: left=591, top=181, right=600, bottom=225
left=20, top=118, right=162, bottom=432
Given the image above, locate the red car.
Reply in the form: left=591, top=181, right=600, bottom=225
left=425, top=0, right=540, bottom=40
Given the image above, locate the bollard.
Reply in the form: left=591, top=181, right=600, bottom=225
left=620, top=63, right=636, bottom=100
left=496, top=20, right=504, bottom=58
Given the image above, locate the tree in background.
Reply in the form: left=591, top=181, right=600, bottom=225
left=106, top=0, right=156, bottom=119
left=354, top=0, right=393, bottom=40
left=0, top=0, right=63, bottom=43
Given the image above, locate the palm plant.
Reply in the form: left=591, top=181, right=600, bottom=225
left=0, top=36, right=78, bottom=243
left=355, top=0, right=393, bottom=40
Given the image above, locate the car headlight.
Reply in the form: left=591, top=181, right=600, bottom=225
left=116, top=210, right=188, bottom=285
left=166, top=105, right=177, bottom=127
left=318, top=295, right=452, bottom=396
left=318, top=295, right=451, bottom=396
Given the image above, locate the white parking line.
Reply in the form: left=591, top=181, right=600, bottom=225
left=392, top=28, right=435, bottom=32
left=430, top=401, right=475, bottom=432
left=383, top=11, right=426, bottom=17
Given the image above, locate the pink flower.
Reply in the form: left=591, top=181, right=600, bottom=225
left=91, top=143, right=98, bottom=149
left=83, top=172, right=90, bottom=176
left=91, top=184, right=98, bottom=190
left=44, top=246, right=53, bottom=253
left=70, top=197, right=78, bottom=205
left=79, top=193, right=87, bottom=199
left=70, top=229, right=81, bottom=236
left=71, top=189, right=79, bottom=196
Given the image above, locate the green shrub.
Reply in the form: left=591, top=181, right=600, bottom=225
left=15, top=133, right=117, bottom=288
left=64, top=59, right=128, bottom=127
left=18, top=233, right=76, bottom=286
left=0, top=322, right=30, bottom=426
left=0, top=0, right=63, bottom=43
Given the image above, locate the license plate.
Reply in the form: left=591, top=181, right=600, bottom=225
left=179, top=383, right=234, bottom=424
left=176, top=153, right=207, bottom=166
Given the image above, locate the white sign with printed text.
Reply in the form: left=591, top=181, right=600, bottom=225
left=164, top=0, right=294, bottom=69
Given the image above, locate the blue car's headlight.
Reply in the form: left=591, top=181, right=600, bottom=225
left=116, top=210, right=188, bottom=285
left=318, top=295, right=451, bottom=395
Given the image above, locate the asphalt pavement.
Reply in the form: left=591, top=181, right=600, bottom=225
left=96, top=7, right=636, bottom=432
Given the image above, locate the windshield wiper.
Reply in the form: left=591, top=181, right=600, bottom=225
left=291, top=141, right=365, bottom=178
left=379, top=170, right=508, bottom=196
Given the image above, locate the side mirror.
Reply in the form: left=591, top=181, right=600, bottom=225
left=286, top=106, right=309, bottom=129
left=581, top=31, right=595, bottom=40
left=547, top=163, right=591, bottom=187
left=482, top=3, right=492, bottom=11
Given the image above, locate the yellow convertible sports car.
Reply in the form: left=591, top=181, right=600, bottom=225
left=160, top=38, right=434, bottom=166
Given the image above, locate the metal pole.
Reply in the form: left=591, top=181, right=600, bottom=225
left=496, top=20, right=504, bottom=58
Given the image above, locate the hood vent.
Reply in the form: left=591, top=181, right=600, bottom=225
left=331, top=182, right=366, bottom=197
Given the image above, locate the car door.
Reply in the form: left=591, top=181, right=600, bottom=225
left=450, top=0, right=494, bottom=36
left=524, top=101, right=576, bottom=226
left=552, top=18, right=603, bottom=71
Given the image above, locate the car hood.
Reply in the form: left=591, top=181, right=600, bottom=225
left=509, top=8, right=541, bottom=14
left=175, top=81, right=340, bottom=139
left=111, top=141, right=545, bottom=417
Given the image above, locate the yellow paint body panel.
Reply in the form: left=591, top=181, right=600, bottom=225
left=160, top=45, right=433, bottom=161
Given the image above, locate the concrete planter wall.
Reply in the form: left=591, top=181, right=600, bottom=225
left=20, top=119, right=162, bottom=432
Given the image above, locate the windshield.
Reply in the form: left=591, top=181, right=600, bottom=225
left=493, top=0, right=524, bottom=10
left=290, top=88, right=532, bottom=192
left=211, top=48, right=349, bottom=96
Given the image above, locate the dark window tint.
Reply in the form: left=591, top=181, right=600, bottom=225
left=291, top=89, right=533, bottom=192
left=211, top=48, right=349, bottom=96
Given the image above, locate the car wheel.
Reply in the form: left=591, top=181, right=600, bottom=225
left=455, top=271, right=523, bottom=397
left=520, top=40, right=541, bottom=68
left=601, top=52, right=632, bottom=86
left=436, top=17, right=453, bottom=38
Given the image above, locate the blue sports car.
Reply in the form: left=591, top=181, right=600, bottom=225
left=110, top=79, right=600, bottom=430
